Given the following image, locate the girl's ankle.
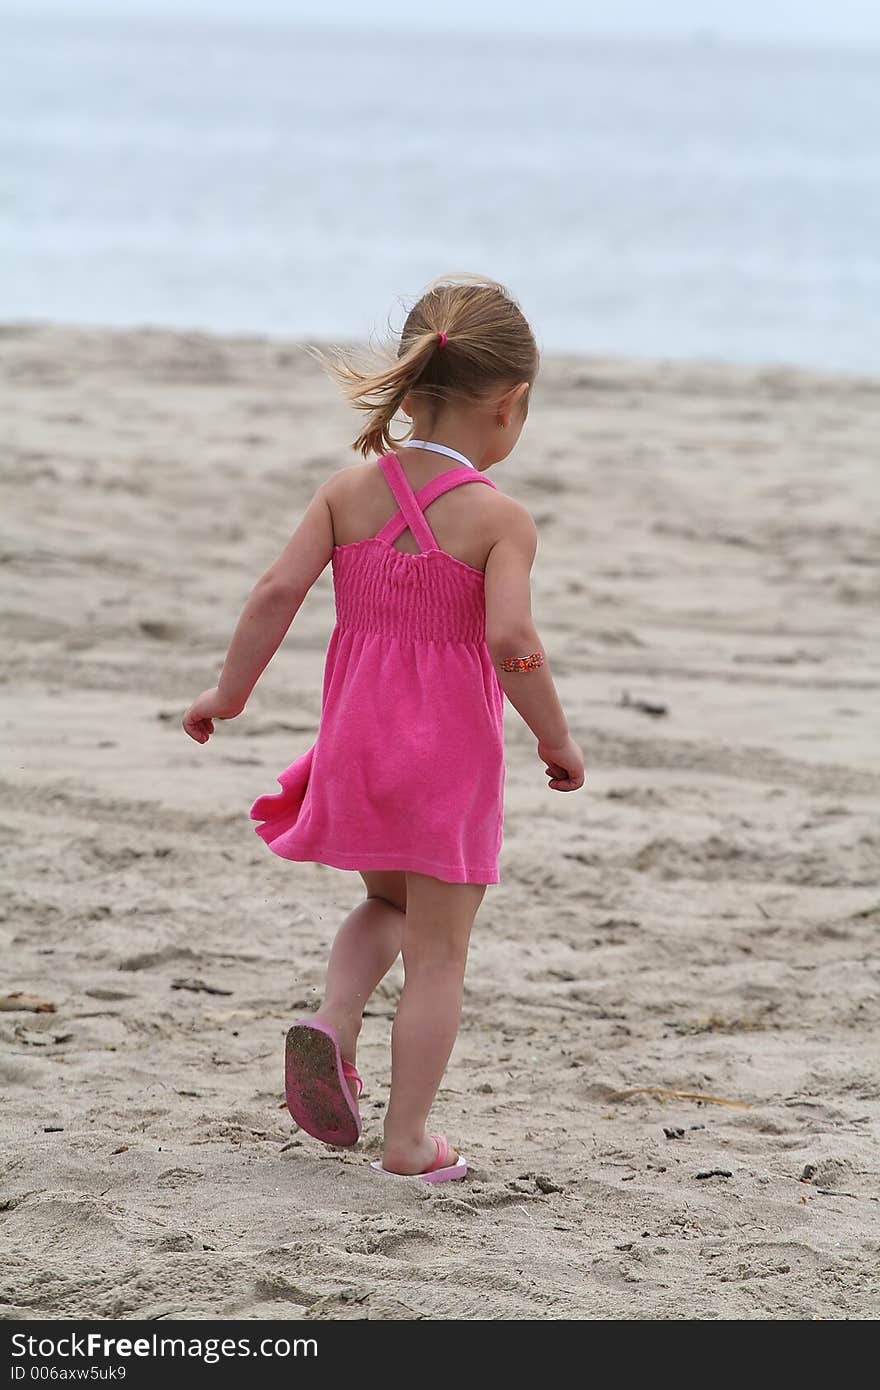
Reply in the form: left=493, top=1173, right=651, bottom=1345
left=313, top=1006, right=361, bottom=1060
left=381, top=1132, right=436, bottom=1174
left=383, top=1123, right=429, bottom=1152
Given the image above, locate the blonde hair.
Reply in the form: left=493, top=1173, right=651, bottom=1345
left=312, top=272, right=540, bottom=458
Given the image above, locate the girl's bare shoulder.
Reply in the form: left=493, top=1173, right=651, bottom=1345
left=316, top=460, right=373, bottom=504
left=489, top=488, right=538, bottom=539
left=323, top=457, right=379, bottom=484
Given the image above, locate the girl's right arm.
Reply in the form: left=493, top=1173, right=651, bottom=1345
left=484, top=502, right=585, bottom=792
left=182, top=479, right=336, bottom=743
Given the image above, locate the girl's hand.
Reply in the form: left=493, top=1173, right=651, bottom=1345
left=537, top=735, right=585, bottom=792
left=181, top=687, right=244, bottom=744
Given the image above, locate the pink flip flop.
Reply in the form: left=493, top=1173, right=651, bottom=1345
left=370, top=1134, right=468, bottom=1184
left=285, top=1020, right=363, bottom=1147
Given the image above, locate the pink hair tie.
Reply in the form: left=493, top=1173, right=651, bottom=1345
left=437, top=331, right=447, bottom=347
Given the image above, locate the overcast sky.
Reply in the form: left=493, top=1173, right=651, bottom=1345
left=9, top=0, right=880, bottom=47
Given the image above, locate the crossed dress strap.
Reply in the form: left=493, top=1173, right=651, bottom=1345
left=376, top=453, right=497, bottom=551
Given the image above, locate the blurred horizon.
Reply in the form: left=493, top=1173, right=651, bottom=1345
left=7, top=0, right=880, bottom=51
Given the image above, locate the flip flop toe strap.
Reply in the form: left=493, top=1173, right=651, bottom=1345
left=425, top=1134, right=453, bottom=1173
left=341, top=1060, right=363, bottom=1099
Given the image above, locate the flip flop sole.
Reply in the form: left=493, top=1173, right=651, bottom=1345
left=369, top=1155, right=468, bottom=1184
left=285, top=1023, right=361, bottom=1147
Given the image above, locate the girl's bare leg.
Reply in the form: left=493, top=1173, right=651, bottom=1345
left=312, top=870, right=405, bottom=1065
left=382, top=871, right=486, bottom=1174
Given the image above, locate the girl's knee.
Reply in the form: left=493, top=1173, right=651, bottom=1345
left=402, top=921, right=473, bottom=972
left=359, top=869, right=407, bottom=913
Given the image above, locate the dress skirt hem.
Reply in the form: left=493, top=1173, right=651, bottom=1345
left=253, top=832, right=499, bottom=886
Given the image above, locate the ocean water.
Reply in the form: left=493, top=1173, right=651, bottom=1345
left=2, top=8, right=879, bottom=370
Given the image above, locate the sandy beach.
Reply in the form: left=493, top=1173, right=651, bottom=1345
left=2, top=321, right=878, bottom=1320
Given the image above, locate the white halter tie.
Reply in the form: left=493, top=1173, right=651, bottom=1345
left=402, top=439, right=477, bottom=471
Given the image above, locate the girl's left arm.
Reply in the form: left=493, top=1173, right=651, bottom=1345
left=182, top=480, right=336, bottom=744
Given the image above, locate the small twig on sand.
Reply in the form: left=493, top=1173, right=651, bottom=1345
left=756, top=901, right=772, bottom=920
left=170, top=978, right=233, bottom=996
left=0, top=993, right=56, bottom=1014
left=607, top=1086, right=751, bottom=1110
left=815, top=1188, right=872, bottom=1201
left=620, top=691, right=668, bottom=718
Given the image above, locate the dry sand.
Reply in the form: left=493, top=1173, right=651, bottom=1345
left=1, top=322, right=879, bottom=1320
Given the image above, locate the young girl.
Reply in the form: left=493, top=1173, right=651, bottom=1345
left=182, top=273, right=584, bottom=1183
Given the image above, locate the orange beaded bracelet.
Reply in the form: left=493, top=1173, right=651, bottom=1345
left=499, top=652, right=544, bottom=672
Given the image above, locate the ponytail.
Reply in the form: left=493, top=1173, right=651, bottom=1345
left=311, top=273, right=539, bottom=458
left=310, top=328, right=447, bottom=459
